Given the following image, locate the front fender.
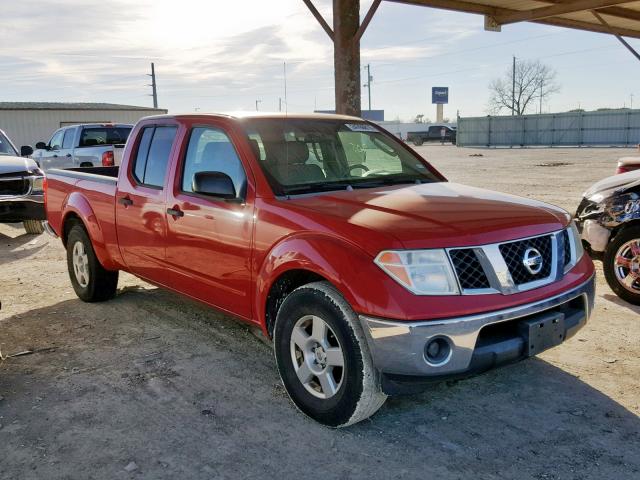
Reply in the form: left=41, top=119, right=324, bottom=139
left=254, top=233, right=406, bottom=333
left=62, top=192, right=118, bottom=270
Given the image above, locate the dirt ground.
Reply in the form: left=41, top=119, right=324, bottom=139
left=1, top=146, right=639, bottom=480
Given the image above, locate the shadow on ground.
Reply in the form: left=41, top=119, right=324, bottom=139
left=0, top=231, right=47, bottom=266
left=1, top=288, right=638, bottom=480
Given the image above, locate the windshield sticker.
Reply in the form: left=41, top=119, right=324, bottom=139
left=345, top=123, right=378, bottom=132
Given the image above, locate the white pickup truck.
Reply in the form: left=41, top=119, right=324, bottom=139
left=32, top=123, right=132, bottom=171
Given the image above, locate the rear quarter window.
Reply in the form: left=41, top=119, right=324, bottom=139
left=132, top=126, right=177, bottom=188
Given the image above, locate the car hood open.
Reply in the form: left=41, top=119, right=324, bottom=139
left=287, top=182, right=569, bottom=250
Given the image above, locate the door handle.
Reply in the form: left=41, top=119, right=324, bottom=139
left=118, top=196, right=133, bottom=207
left=166, top=207, right=184, bottom=218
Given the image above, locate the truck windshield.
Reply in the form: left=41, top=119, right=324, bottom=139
left=79, top=127, right=132, bottom=147
left=0, top=131, right=18, bottom=156
left=243, top=118, right=441, bottom=196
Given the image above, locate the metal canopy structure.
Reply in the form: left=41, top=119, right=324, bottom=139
left=304, top=0, right=640, bottom=116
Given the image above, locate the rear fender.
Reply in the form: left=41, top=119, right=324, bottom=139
left=61, top=191, right=118, bottom=270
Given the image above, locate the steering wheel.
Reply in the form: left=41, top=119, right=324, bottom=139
left=349, top=163, right=369, bottom=175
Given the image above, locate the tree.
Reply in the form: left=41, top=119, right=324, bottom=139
left=488, top=59, right=560, bottom=116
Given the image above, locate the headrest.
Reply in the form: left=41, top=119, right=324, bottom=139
left=202, top=141, right=237, bottom=161
left=270, top=141, right=309, bottom=165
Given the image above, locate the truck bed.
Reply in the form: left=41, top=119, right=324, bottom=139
left=45, top=167, right=119, bottom=240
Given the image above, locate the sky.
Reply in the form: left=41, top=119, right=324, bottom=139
left=1, top=0, right=639, bottom=122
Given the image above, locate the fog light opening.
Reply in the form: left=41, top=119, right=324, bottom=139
left=424, top=337, right=452, bottom=366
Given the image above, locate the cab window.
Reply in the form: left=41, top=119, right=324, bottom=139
left=182, top=127, right=247, bottom=198
left=49, top=130, right=64, bottom=150
left=62, top=129, right=75, bottom=149
left=132, top=126, right=177, bottom=188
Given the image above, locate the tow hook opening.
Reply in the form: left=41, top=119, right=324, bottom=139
left=424, top=336, right=452, bottom=366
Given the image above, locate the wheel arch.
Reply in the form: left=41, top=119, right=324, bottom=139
left=256, top=233, right=382, bottom=338
left=60, top=192, right=117, bottom=270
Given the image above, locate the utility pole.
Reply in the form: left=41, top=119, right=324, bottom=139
left=279, top=98, right=282, bottom=112
left=255, top=100, right=262, bottom=111
left=363, top=64, right=373, bottom=112
left=511, top=56, right=516, bottom=116
left=631, top=93, right=634, bottom=109
left=148, top=63, right=158, bottom=109
left=539, top=82, right=543, bottom=114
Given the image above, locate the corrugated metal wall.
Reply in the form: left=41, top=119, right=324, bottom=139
left=457, top=109, right=640, bottom=147
left=0, top=109, right=167, bottom=148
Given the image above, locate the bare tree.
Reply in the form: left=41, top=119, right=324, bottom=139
left=488, top=60, right=560, bottom=116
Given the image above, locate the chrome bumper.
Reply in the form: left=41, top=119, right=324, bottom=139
left=359, top=275, right=595, bottom=377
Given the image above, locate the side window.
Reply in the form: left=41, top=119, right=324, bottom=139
left=49, top=130, right=64, bottom=150
left=62, top=129, right=75, bottom=149
left=182, top=127, right=246, bottom=198
left=132, top=126, right=177, bottom=188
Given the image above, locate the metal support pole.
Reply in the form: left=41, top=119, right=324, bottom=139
left=592, top=10, right=640, bottom=62
left=334, top=0, right=361, bottom=116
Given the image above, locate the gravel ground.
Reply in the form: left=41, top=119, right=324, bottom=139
left=1, top=146, right=639, bottom=480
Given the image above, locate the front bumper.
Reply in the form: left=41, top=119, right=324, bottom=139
left=0, top=194, right=45, bottom=222
left=359, top=275, right=595, bottom=394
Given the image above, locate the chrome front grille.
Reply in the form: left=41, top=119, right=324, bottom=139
left=449, top=248, right=491, bottom=290
left=447, top=229, right=570, bottom=295
left=498, top=235, right=552, bottom=285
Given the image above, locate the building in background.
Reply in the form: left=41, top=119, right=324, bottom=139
left=0, top=102, right=168, bottom=147
left=315, top=109, right=385, bottom=122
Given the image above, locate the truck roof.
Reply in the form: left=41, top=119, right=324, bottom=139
left=138, top=112, right=365, bottom=122
left=64, top=123, right=134, bottom=129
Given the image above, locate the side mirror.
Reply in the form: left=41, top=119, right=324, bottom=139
left=21, top=145, right=34, bottom=157
left=192, top=171, right=236, bottom=199
left=35, top=142, right=47, bottom=150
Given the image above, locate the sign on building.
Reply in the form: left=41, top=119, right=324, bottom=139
left=432, top=87, right=449, bottom=105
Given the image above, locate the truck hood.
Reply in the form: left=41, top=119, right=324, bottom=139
left=288, top=182, right=569, bottom=250
left=0, top=155, right=39, bottom=175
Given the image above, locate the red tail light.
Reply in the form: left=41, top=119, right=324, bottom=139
left=102, top=151, right=114, bottom=166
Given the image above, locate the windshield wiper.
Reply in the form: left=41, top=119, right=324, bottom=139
left=281, top=182, right=354, bottom=196
left=350, top=177, right=425, bottom=188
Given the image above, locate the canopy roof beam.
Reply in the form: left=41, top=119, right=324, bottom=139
left=494, top=1, right=632, bottom=26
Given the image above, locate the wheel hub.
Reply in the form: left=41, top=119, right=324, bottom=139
left=313, top=344, right=327, bottom=367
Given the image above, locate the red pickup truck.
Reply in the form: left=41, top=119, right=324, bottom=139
left=45, top=113, right=595, bottom=427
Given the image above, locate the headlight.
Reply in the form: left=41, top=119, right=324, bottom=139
left=565, top=221, right=585, bottom=272
left=374, top=249, right=460, bottom=295
left=31, top=176, right=45, bottom=194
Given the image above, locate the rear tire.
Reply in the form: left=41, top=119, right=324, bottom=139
left=603, top=226, right=640, bottom=305
left=23, top=220, right=44, bottom=235
left=273, top=281, right=386, bottom=427
left=414, top=138, right=423, bottom=146
left=66, top=223, right=119, bottom=302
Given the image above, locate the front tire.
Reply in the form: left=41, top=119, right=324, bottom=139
left=603, top=226, right=640, bottom=305
left=273, top=281, right=386, bottom=427
left=66, top=223, right=119, bottom=302
left=23, top=220, right=44, bottom=235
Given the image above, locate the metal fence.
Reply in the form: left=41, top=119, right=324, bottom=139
left=457, top=109, right=640, bottom=147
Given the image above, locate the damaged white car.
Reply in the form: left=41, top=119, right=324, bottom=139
left=576, top=170, right=640, bottom=304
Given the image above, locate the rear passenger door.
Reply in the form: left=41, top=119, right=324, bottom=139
left=115, top=123, right=178, bottom=284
